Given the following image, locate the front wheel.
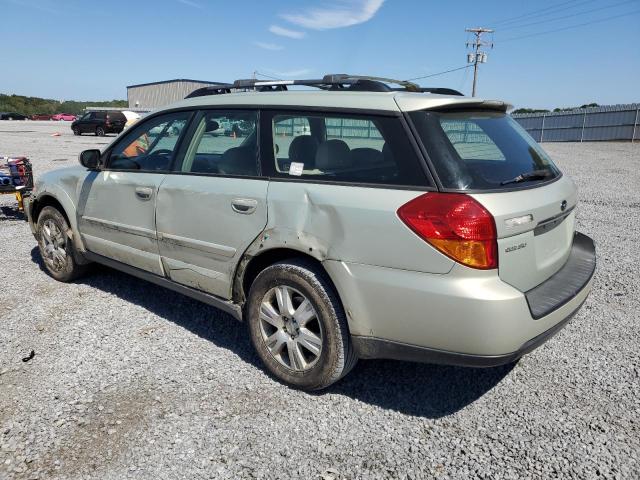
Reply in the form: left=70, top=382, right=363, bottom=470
left=72, top=127, right=80, bottom=136
left=246, top=259, right=357, bottom=390
left=95, top=126, right=105, bottom=136
left=36, top=206, right=89, bottom=282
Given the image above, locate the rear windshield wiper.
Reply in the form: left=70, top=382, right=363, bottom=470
left=501, top=169, right=552, bottom=186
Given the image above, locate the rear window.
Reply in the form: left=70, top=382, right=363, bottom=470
left=267, top=112, right=430, bottom=187
left=409, top=111, right=560, bottom=190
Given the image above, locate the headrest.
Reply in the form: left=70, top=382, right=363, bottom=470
left=349, top=148, right=384, bottom=166
left=205, top=119, right=220, bottom=132
left=288, top=135, right=318, bottom=167
left=315, top=139, right=350, bottom=170
left=218, top=147, right=257, bottom=176
left=382, top=142, right=394, bottom=163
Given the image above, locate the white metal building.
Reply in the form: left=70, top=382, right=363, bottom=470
left=127, top=79, right=222, bottom=110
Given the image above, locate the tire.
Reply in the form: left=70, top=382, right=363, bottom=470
left=96, top=126, right=105, bottom=137
left=246, top=258, right=357, bottom=390
left=36, top=206, right=89, bottom=282
left=72, top=127, right=80, bottom=136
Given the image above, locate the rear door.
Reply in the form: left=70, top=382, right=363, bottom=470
left=409, top=110, right=576, bottom=291
left=155, top=109, right=268, bottom=299
left=78, top=110, right=192, bottom=274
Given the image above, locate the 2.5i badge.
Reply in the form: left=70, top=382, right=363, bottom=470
left=505, top=242, right=527, bottom=253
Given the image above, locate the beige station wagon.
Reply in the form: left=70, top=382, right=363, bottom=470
left=25, top=75, right=596, bottom=390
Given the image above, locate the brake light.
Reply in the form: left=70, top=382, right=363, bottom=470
left=397, top=193, right=498, bottom=269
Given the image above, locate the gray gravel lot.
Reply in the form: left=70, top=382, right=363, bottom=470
left=1, top=121, right=639, bottom=479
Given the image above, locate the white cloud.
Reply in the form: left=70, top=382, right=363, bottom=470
left=177, top=0, right=202, bottom=8
left=254, top=42, right=284, bottom=51
left=269, top=25, right=306, bottom=39
left=280, top=0, right=385, bottom=30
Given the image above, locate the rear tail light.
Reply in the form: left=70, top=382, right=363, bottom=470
left=397, top=193, right=498, bottom=269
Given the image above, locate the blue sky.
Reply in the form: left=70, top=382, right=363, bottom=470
left=1, top=0, right=638, bottom=108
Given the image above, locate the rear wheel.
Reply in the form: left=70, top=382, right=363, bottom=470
left=36, top=206, right=89, bottom=282
left=95, top=126, right=105, bottom=137
left=246, top=259, right=357, bottom=390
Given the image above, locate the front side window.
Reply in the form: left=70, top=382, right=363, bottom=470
left=180, top=110, right=258, bottom=176
left=108, top=111, right=191, bottom=171
left=409, top=110, right=560, bottom=190
left=269, top=112, right=429, bottom=187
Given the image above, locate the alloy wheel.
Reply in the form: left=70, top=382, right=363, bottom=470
left=259, top=285, right=323, bottom=372
left=41, top=219, right=67, bottom=272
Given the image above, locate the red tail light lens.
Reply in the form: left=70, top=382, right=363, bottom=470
left=397, top=193, right=498, bottom=269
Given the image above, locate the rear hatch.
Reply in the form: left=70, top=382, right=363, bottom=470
left=106, top=113, right=126, bottom=128
left=409, top=109, right=576, bottom=292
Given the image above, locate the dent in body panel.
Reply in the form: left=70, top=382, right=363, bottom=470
left=245, top=182, right=455, bottom=271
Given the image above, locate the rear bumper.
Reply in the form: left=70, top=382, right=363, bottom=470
left=325, top=231, right=595, bottom=364
left=352, top=298, right=585, bottom=367
left=525, top=232, right=596, bottom=319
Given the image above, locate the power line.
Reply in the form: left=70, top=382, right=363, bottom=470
left=465, top=27, right=494, bottom=97
left=253, top=71, right=282, bottom=80
left=499, top=0, right=638, bottom=31
left=501, top=8, right=640, bottom=42
left=405, top=65, right=472, bottom=82
left=489, top=0, right=596, bottom=26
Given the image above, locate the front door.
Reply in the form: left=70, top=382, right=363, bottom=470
left=78, top=111, right=192, bottom=275
left=155, top=109, right=268, bottom=299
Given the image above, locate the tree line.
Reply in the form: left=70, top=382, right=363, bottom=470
left=512, top=103, right=599, bottom=114
left=0, top=93, right=127, bottom=116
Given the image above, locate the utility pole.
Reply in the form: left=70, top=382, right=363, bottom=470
left=466, top=27, right=494, bottom=97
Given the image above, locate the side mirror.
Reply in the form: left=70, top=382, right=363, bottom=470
left=79, top=149, right=101, bottom=170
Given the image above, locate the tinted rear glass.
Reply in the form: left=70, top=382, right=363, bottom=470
left=409, top=111, right=560, bottom=190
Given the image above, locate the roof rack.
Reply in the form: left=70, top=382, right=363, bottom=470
left=184, top=83, right=234, bottom=98
left=232, top=74, right=421, bottom=92
left=184, top=74, right=465, bottom=99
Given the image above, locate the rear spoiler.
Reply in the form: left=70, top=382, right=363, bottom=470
left=431, top=100, right=513, bottom=113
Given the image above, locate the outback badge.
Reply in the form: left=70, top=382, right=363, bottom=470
left=561, top=200, right=567, bottom=211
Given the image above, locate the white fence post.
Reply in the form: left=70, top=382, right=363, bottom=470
left=633, top=108, right=639, bottom=143
left=540, top=114, right=546, bottom=143
left=580, top=111, right=587, bottom=142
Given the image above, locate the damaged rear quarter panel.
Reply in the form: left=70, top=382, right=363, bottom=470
left=256, top=181, right=455, bottom=272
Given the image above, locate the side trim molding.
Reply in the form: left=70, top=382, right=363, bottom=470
left=82, top=216, right=157, bottom=239
left=84, top=251, right=243, bottom=320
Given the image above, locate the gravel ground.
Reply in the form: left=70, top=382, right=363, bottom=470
left=1, top=121, right=639, bottom=479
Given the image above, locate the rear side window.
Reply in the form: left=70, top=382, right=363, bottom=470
left=409, top=111, right=560, bottom=190
left=267, top=112, right=429, bottom=187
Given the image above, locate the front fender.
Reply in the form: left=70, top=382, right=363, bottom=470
left=33, top=184, right=86, bottom=253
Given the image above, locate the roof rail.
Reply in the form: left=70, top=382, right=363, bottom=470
left=184, top=75, right=465, bottom=99
left=185, top=84, right=233, bottom=98
left=392, top=87, right=464, bottom=96
left=232, top=74, right=421, bottom=92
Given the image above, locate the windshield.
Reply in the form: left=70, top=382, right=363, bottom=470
left=409, top=110, right=560, bottom=190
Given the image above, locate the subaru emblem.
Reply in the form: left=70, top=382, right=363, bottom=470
left=561, top=200, right=567, bottom=211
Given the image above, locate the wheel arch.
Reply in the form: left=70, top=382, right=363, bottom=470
left=233, top=246, right=344, bottom=311
left=31, top=190, right=86, bottom=253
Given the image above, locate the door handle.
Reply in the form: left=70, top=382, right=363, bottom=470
left=135, top=187, right=153, bottom=200
left=231, top=198, right=258, bottom=214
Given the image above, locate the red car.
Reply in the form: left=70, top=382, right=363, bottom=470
left=52, top=113, right=76, bottom=121
left=31, top=113, right=53, bottom=120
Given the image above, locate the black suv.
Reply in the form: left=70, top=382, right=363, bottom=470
left=71, top=111, right=126, bottom=136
